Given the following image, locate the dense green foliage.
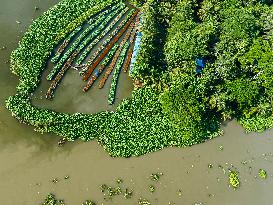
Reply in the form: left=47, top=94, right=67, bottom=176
left=5, top=0, right=273, bottom=157
left=81, top=200, right=96, bottom=205
left=162, top=0, right=273, bottom=132
left=130, top=0, right=174, bottom=82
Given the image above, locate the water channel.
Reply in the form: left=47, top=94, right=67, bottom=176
left=0, top=0, right=273, bottom=204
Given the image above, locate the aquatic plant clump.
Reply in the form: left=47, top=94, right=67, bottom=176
left=150, top=173, right=163, bottom=181
left=81, top=200, right=96, bottom=205
left=138, top=198, right=151, bottom=205
left=229, top=171, right=240, bottom=188
left=148, top=185, right=155, bottom=193
left=42, top=193, right=65, bottom=205
left=258, top=169, right=267, bottom=179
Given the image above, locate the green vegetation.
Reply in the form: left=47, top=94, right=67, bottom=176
left=80, top=9, right=135, bottom=75
left=258, top=169, right=267, bottom=179
left=150, top=173, right=163, bottom=181
left=148, top=185, right=155, bottom=193
left=99, top=182, right=133, bottom=200
left=229, top=171, right=240, bottom=188
left=42, top=194, right=65, bottom=205
left=51, top=26, right=81, bottom=63
left=162, top=0, right=273, bottom=132
left=81, top=200, right=96, bottom=205
left=108, top=42, right=130, bottom=104
left=6, top=0, right=273, bottom=157
left=138, top=198, right=151, bottom=205
left=75, top=5, right=128, bottom=65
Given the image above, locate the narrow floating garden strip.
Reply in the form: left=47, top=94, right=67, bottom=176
left=83, top=44, right=119, bottom=92
left=123, top=47, right=133, bottom=73
left=129, top=13, right=140, bottom=44
left=87, top=2, right=123, bottom=25
left=108, top=42, right=130, bottom=105
left=98, top=21, right=135, bottom=89
left=80, top=9, right=135, bottom=75
left=46, top=51, right=78, bottom=99
left=129, top=13, right=143, bottom=73
left=55, top=0, right=116, bottom=43
left=50, top=3, right=122, bottom=64
left=83, top=10, right=139, bottom=81
left=75, top=6, right=129, bottom=66
left=73, top=6, right=125, bottom=61
left=47, top=6, right=121, bottom=81
left=123, top=14, right=139, bottom=73
left=51, top=26, right=82, bottom=63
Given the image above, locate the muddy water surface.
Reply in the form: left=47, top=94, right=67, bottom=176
left=1, top=0, right=273, bottom=205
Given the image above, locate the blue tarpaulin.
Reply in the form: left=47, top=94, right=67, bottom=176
left=195, top=58, right=206, bottom=75
left=129, top=13, right=143, bottom=73
left=95, top=70, right=100, bottom=77
left=196, top=58, right=205, bottom=68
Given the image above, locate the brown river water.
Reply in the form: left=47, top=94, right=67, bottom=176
left=0, top=0, right=273, bottom=204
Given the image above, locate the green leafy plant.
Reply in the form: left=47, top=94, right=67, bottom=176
left=229, top=171, right=240, bottom=188
left=258, top=169, right=267, bottom=179
left=42, top=193, right=65, bottom=205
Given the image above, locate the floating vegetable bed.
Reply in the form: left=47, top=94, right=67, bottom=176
left=98, top=20, right=135, bottom=89
left=47, top=4, right=125, bottom=80
left=46, top=51, right=79, bottom=99
left=83, top=44, right=119, bottom=92
left=42, top=1, right=140, bottom=101
left=75, top=6, right=129, bottom=66
left=51, top=26, right=82, bottom=63
left=39, top=0, right=142, bottom=107
left=83, top=10, right=138, bottom=80
left=50, top=3, right=122, bottom=64
left=129, top=13, right=143, bottom=73
left=79, top=9, right=136, bottom=75
left=123, top=14, right=139, bottom=73
left=108, top=42, right=130, bottom=104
